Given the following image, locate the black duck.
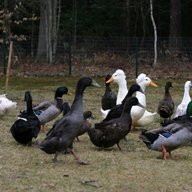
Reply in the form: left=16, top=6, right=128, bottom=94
left=10, top=91, right=40, bottom=145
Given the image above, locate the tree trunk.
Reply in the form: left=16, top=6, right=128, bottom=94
left=37, top=0, right=47, bottom=62
left=150, top=0, right=157, bottom=67
left=37, top=0, right=61, bottom=63
left=169, top=0, right=181, bottom=50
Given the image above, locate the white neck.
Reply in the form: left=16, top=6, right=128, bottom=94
left=136, top=91, right=146, bottom=107
left=181, top=87, right=191, bottom=103
left=116, top=80, right=128, bottom=105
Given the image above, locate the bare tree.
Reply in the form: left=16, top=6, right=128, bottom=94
left=150, top=0, right=157, bottom=67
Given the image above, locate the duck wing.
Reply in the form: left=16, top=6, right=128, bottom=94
left=33, top=101, right=52, bottom=111
left=37, top=105, right=61, bottom=124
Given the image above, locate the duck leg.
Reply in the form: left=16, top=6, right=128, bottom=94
left=76, top=137, right=80, bottom=142
left=52, top=151, right=59, bottom=162
left=69, top=149, right=88, bottom=165
left=117, top=142, right=122, bottom=150
left=161, top=145, right=167, bottom=160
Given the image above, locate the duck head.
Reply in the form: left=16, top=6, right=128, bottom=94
left=55, top=87, right=69, bottom=98
left=77, top=77, right=100, bottom=89
left=136, top=73, right=157, bottom=91
left=106, top=69, right=126, bottom=85
left=165, top=81, right=173, bottom=89
left=185, top=80, right=191, bottom=90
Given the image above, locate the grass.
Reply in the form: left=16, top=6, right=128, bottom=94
left=1, top=75, right=192, bottom=192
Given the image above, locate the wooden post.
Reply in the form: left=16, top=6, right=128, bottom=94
left=5, top=40, right=13, bottom=93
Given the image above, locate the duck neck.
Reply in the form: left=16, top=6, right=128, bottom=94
left=117, top=80, right=128, bottom=105
left=165, top=87, right=171, bottom=98
left=136, top=91, right=146, bottom=107
left=182, top=87, right=191, bottom=103
left=105, top=84, right=112, bottom=94
left=26, top=96, right=33, bottom=114
left=70, top=86, right=85, bottom=114
left=55, top=97, right=63, bottom=110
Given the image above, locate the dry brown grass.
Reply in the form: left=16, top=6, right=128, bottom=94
left=0, top=75, right=192, bottom=192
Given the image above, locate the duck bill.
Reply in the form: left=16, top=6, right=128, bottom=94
left=149, top=81, right=158, bottom=87
left=92, top=80, right=101, bottom=87
left=106, top=77, right=114, bottom=84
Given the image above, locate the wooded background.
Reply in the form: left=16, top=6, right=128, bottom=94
left=0, top=0, right=192, bottom=71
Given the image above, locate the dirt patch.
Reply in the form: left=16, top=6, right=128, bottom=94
left=4, top=55, right=192, bottom=80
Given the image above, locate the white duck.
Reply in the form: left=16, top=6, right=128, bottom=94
left=100, top=69, right=128, bottom=118
left=131, top=73, right=158, bottom=128
left=174, top=80, right=191, bottom=118
left=0, top=94, right=17, bottom=117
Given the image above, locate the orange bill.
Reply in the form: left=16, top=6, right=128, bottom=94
left=149, top=81, right=158, bottom=87
left=106, top=77, right=114, bottom=83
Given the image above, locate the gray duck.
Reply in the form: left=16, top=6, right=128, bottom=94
left=139, top=119, right=192, bottom=160
left=33, top=86, right=69, bottom=131
left=158, top=82, right=175, bottom=121
left=38, top=77, right=100, bottom=164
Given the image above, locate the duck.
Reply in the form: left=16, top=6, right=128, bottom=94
left=38, top=77, right=100, bottom=164
left=131, top=73, right=158, bottom=129
left=102, top=83, right=144, bottom=121
left=135, top=110, right=157, bottom=127
left=33, top=86, right=69, bottom=131
left=174, top=81, right=191, bottom=118
left=157, top=82, right=175, bottom=122
left=0, top=94, right=17, bottom=117
left=10, top=91, right=40, bottom=145
left=88, top=97, right=143, bottom=150
left=161, top=100, right=192, bottom=127
left=101, top=74, right=117, bottom=110
left=101, top=69, right=128, bottom=118
left=139, top=119, right=192, bottom=160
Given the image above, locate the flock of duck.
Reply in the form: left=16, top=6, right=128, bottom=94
left=1, top=69, right=192, bottom=164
